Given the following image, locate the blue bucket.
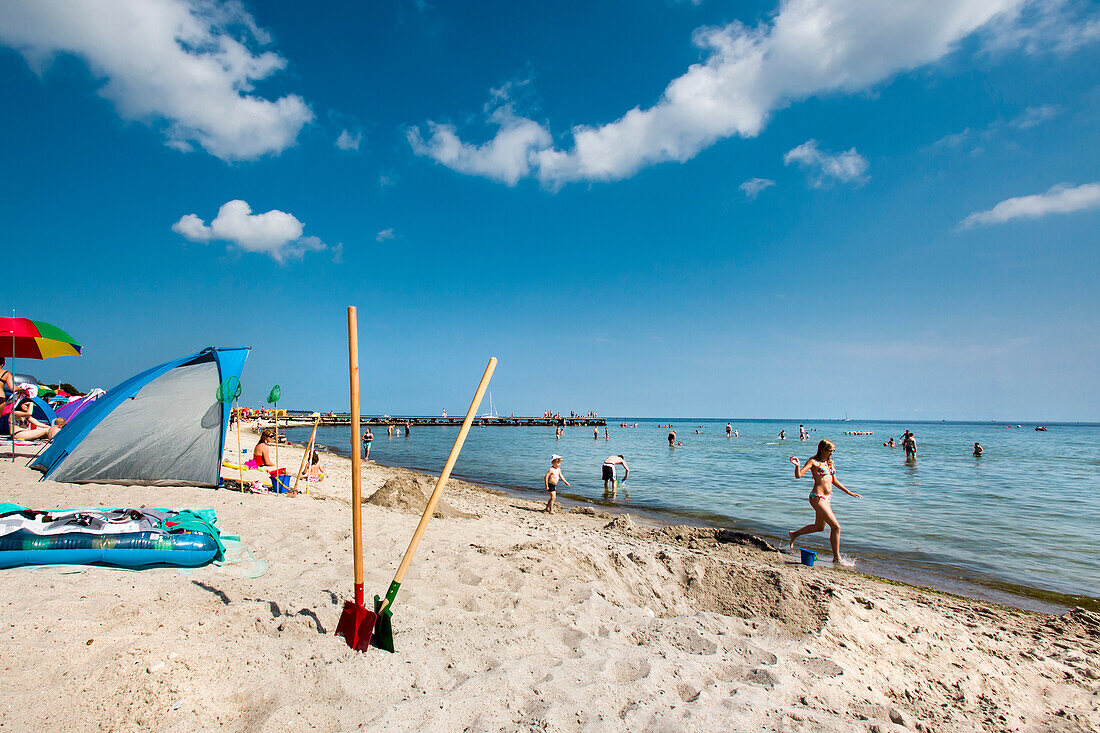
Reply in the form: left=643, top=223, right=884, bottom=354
left=800, top=549, right=817, bottom=567
left=272, top=474, right=292, bottom=493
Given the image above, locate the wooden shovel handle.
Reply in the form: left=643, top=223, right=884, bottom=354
left=387, top=357, right=496, bottom=592
left=348, top=307, right=364, bottom=601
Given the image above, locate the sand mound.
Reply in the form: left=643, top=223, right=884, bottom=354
left=646, top=526, right=781, bottom=554
left=1039, top=607, right=1100, bottom=642
left=604, top=514, right=637, bottom=533
left=570, top=507, right=612, bottom=519
left=365, top=474, right=474, bottom=519
left=503, top=523, right=833, bottom=633
left=715, top=529, right=783, bottom=553
left=685, top=558, right=834, bottom=633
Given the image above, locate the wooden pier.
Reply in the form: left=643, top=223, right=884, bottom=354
left=280, top=412, right=605, bottom=428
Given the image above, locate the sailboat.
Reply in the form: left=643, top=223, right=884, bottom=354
left=842, top=410, right=851, bottom=422
left=481, top=391, right=499, bottom=419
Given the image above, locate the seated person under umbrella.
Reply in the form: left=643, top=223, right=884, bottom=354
left=12, top=415, right=65, bottom=441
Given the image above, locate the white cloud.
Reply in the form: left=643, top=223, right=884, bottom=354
left=739, top=177, right=775, bottom=199
left=982, top=0, right=1100, bottom=55
left=1010, top=104, right=1059, bottom=129
left=336, top=129, right=362, bottom=151
left=172, top=200, right=326, bottom=262
left=0, top=0, right=313, bottom=161
left=959, top=182, right=1100, bottom=228
left=783, top=140, right=868, bottom=187
left=927, top=104, right=1060, bottom=153
left=408, top=103, right=552, bottom=186
left=410, top=0, right=1024, bottom=186
left=376, top=228, right=395, bottom=242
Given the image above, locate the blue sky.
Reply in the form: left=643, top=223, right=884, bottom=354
left=1, top=0, right=1098, bottom=420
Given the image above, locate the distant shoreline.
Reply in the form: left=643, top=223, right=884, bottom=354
left=275, top=413, right=1100, bottom=427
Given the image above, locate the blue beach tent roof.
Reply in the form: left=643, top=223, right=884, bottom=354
left=31, top=347, right=249, bottom=486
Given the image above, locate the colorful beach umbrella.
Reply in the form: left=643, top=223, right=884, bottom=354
left=0, top=317, right=82, bottom=359
left=1, top=316, right=81, bottom=462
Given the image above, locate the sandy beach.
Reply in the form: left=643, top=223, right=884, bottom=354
left=1, top=435, right=1097, bottom=732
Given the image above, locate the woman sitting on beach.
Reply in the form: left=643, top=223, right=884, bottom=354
left=12, top=416, right=65, bottom=441
left=788, top=439, right=862, bottom=566
left=253, top=429, right=276, bottom=469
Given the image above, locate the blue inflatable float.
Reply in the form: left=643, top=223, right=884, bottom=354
left=0, top=505, right=223, bottom=569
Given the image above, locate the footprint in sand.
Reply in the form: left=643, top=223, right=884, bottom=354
left=665, top=626, right=719, bottom=655
left=726, top=639, right=778, bottom=666
left=562, top=627, right=587, bottom=658
left=677, top=683, right=701, bottom=702
left=803, top=657, right=844, bottom=677
left=457, top=570, right=483, bottom=587
left=615, top=658, right=652, bottom=682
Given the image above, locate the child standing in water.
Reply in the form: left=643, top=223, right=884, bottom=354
left=544, top=455, right=570, bottom=514
left=788, top=439, right=862, bottom=566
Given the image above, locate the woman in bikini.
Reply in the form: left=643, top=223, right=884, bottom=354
left=788, top=439, right=862, bottom=566
left=0, top=357, right=13, bottom=397
left=253, top=429, right=276, bottom=469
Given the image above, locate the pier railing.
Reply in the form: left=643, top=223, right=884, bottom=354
left=273, top=412, right=605, bottom=428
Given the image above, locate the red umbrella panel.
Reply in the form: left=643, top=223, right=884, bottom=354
left=0, top=318, right=82, bottom=359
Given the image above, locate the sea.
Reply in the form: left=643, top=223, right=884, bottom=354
left=284, top=418, right=1100, bottom=611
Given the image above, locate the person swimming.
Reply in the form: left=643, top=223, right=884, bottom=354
left=787, top=439, right=862, bottom=566
left=972, top=442, right=983, bottom=457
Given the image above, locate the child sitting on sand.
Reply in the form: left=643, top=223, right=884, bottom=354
left=544, top=454, right=570, bottom=514
left=307, top=450, right=325, bottom=482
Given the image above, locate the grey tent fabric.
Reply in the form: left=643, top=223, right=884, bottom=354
left=49, top=360, right=223, bottom=486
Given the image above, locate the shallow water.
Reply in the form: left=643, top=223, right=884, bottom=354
left=287, top=418, right=1100, bottom=600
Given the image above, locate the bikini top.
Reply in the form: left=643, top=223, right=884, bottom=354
left=812, top=461, right=836, bottom=477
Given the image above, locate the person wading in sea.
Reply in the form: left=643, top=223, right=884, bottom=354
left=602, top=454, right=629, bottom=496
left=788, top=439, right=862, bottom=566
left=901, top=430, right=917, bottom=461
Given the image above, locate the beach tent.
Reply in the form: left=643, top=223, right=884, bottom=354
left=53, top=388, right=106, bottom=423
left=31, top=347, right=249, bottom=486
